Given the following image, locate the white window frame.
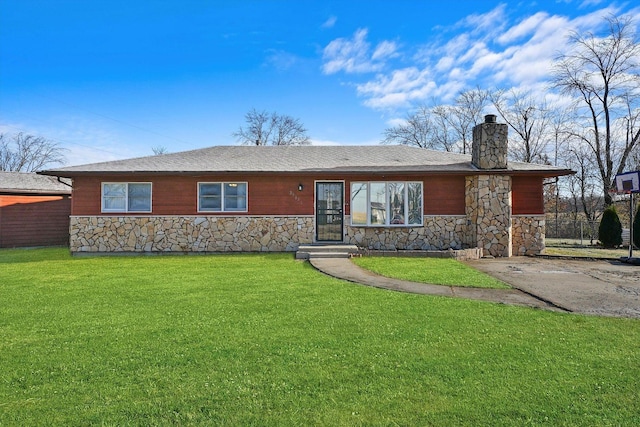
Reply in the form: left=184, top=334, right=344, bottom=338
left=197, top=182, right=248, bottom=213
left=101, top=182, right=152, bottom=213
left=350, top=181, right=423, bottom=227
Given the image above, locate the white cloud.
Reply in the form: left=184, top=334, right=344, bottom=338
left=357, top=67, right=437, bottom=109
left=324, top=3, right=637, bottom=113
left=321, top=16, right=337, bottom=29
left=579, top=0, right=604, bottom=8
left=435, top=56, right=454, bottom=72
left=433, top=80, right=466, bottom=102
left=497, top=12, right=548, bottom=44
left=372, top=40, right=399, bottom=61
left=459, top=3, right=508, bottom=38
left=322, top=28, right=397, bottom=74
left=385, top=117, right=407, bottom=127
left=264, top=50, right=298, bottom=71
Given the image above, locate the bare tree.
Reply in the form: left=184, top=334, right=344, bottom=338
left=152, top=146, right=168, bottom=155
left=389, top=89, right=489, bottom=153
left=491, top=89, right=552, bottom=163
left=562, top=143, right=603, bottom=242
left=627, top=144, right=640, bottom=173
left=552, top=15, right=640, bottom=205
left=430, top=105, right=457, bottom=152
left=382, top=104, right=461, bottom=152
left=547, top=105, right=575, bottom=234
left=441, top=88, right=490, bottom=154
left=382, top=106, right=439, bottom=149
left=233, top=109, right=310, bottom=146
left=0, top=132, right=66, bottom=172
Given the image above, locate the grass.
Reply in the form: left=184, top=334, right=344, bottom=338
left=544, top=238, right=630, bottom=258
left=1, top=248, right=639, bottom=425
left=352, top=256, right=510, bottom=289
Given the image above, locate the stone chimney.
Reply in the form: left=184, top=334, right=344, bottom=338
left=472, top=114, right=508, bottom=169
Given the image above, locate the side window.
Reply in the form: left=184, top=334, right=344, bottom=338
left=102, top=183, right=126, bottom=211
left=198, top=182, right=247, bottom=212
left=223, top=183, right=247, bottom=211
left=199, top=183, right=222, bottom=211
left=102, top=183, right=152, bottom=213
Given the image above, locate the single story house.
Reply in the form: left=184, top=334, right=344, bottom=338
left=0, top=171, right=72, bottom=248
left=40, top=116, right=572, bottom=256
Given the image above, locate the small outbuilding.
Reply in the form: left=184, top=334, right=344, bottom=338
left=41, top=117, right=572, bottom=256
left=0, top=171, right=72, bottom=248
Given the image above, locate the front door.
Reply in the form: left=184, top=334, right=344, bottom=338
left=315, top=182, right=344, bottom=242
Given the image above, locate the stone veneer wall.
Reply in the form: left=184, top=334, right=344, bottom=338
left=70, top=214, right=545, bottom=255
left=512, top=215, right=545, bottom=256
left=465, top=175, right=512, bottom=257
left=344, top=215, right=469, bottom=250
left=69, top=216, right=314, bottom=252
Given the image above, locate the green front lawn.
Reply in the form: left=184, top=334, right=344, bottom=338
left=1, top=248, right=639, bottom=425
left=352, top=256, right=510, bottom=288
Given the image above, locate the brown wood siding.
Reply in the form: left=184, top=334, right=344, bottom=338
left=71, top=173, right=468, bottom=217
left=512, top=176, right=544, bottom=215
left=422, top=176, right=466, bottom=215
left=0, top=195, right=71, bottom=247
left=71, top=175, right=316, bottom=216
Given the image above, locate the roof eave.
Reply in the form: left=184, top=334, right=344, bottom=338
left=38, top=167, right=575, bottom=178
left=0, top=189, right=72, bottom=195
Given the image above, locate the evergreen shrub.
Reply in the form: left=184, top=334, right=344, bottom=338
left=598, top=205, right=623, bottom=248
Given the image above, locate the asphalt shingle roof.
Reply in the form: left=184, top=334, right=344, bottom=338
left=0, top=171, right=72, bottom=194
left=40, top=145, right=572, bottom=177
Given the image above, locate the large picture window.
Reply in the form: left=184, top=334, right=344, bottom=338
left=350, top=182, right=422, bottom=226
left=198, top=182, right=247, bottom=212
left=102, top=183, right=152, bottom=213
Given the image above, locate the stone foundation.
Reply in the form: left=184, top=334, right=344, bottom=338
left=69, top=213, right=546, bottom=256
left=345, top=215, right=469, bottom=250
left=70, top=216, right=314, bottom=253
left=512, top=215, right=545, bottom=256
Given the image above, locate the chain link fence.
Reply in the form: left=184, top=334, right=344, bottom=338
left=545, top=219, right=599, bottom=245
left=546, top=218, right=632, bottom=246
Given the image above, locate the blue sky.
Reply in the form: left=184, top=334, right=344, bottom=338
left=1, top=0, right=638, bottom=166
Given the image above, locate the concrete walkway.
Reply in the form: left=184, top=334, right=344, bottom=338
left=310, top=258, right=567, bottom=312
left=467, top=257, right=640, bottom=318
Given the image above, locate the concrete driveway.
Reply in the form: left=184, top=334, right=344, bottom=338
left=465, top=257, right=640, bottom=319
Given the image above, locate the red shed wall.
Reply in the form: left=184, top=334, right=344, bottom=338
left=512, top=176, right=544, bottom=215
left=0, top=194, right=71, bottom=247
left=71, top=174, right=467, bottom=216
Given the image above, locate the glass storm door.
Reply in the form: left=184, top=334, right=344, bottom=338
left=315, top=182, right=344, bottom=242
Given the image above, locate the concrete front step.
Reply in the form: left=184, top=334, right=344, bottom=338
left=296, top=244, right=359, bottom=260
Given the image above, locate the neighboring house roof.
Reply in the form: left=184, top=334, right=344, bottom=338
left=0, top=171, right=72, bottom=195
left=40, top=145, right=572, bottom=177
